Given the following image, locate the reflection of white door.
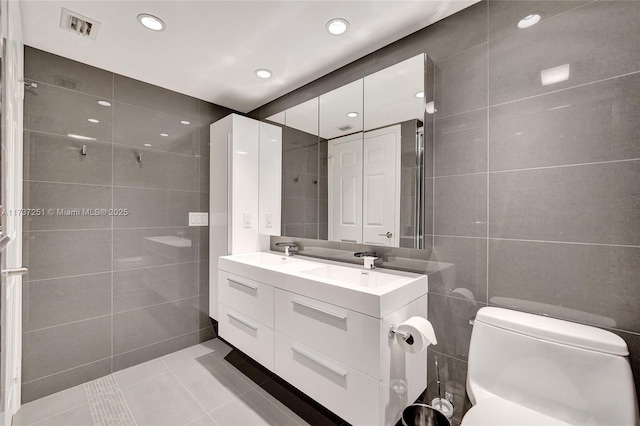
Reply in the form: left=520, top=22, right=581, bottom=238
left=362, top=126, right=400, bottom=247
left=328, top=134, right=362, bottom=243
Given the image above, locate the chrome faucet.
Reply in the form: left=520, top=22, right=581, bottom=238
left=354, top=251, right=379, bottom=269
left=275, top=242, right=298, bottom=256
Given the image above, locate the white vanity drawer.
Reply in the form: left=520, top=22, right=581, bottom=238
left=275, top=332, right=380, bottom=426
left=219, top=304, right=274, bottom=371
left=219, top=271, right=274, bottom=327
left=275, top=289, right=381, bottom=379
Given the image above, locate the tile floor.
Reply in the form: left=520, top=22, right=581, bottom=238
left=14, top=339, right=316, bottom=426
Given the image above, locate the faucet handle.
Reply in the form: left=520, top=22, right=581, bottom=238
left=354, top=251, right=377, bottom=258
left=275, top=242, right=298, bottom=256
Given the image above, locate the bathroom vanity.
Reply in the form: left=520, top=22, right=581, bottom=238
left=217, top=252, right=428, bottom=426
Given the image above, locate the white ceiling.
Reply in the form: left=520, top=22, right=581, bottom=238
left=21, top=0, right=477, bottom=113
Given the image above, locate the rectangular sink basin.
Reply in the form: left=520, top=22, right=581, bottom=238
left=232, top=252, right=302, bottom=266
left=218, top=252, right=427, bottom=318
left=301, top=265, right=410, bottom=289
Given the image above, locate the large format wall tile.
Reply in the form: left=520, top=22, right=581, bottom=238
left=23, top=230, right=111, bottom=281
left=112, top=331, right=200, bottom=372
left=23, top=273, right=111, bottom=332
left=198, top=100, right=234, bottom=158
left=434, top=174, right=487, bottom=237
left=431, top=236, right=487, bottom=303
left=113, top=145, right=198, bottom=191
left=24, top=182, right=111, bottom=231
left=114, top=74, right=199, bottom=118
left=114, top=102, right=199, bottom=155
left=434, top=109, right=487, bottom=176
left=489, top=1, right=640, bottom=105
left=113, top=187, right=197, bottom=228
left=434, top=44, right=487, bottom=118
left=428, top=293, right=485, bottom=361
left=489, top=161, right=640, bottom=245
left=489, top=240, right=640, bottom=333
left=425, top=350, right=471, bottom=423
left=24, top=132, right=113, bottom=185
left=487, top=0, right=590, bottom=42
left=21, top=358, right=112, bottom=404
left=113, top=297, right=201, bottom=355
left=22, top=316, right=111, bottom=382
left=25, top=83, right=112, bottom=142
left=489, top=73, right=640, bottom=171
left=22, top=46, right=218, bottom=402
left=113, top=227, right=198, bottom=271
left=113, top=262, right=199, bottom=313
left=25, top=47, right=113, bottom=99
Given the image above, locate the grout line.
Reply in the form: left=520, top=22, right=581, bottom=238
left=488, top=70, right=640, bottom=109
left=166, top=368, right=217, bottom=424
left=113, top=295, right=200, bottom=316
left=112, top=329, right=202, bottom=359
left=431, top=157, right=640, bottom=180
left=430, top=235, right=640, bottom=249
left=23, top=313, right=112, bottom=335
left=24, top=401, right=90, bottom=426
left=22, top=357, right=112, bottom=386
left=24, top=261, right=199, bottom=283
left=488, top=157, right=640, bottom=174
left=23, top=79, right=201, bottom=125
left=25, top=225, right=198, bottom=233
left=25, top=178, right=203, bottom=193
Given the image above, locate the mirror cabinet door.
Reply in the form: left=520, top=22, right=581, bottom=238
left=272, top=53, right=427, bottom=249
left=320, top=80, right=364, bottom=244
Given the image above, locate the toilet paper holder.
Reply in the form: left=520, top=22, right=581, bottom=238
left=389, top=325, right=414, bottom=345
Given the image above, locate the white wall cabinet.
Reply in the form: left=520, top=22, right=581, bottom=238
left=209, top=114, right=282, bottom=319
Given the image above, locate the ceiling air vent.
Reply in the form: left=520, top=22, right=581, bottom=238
left=338, top=125, right=353, bottom=132
left=60, top=8, right=100, bottom=40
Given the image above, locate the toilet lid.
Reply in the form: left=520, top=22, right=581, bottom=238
left=461, top=398, right=569, bottom=426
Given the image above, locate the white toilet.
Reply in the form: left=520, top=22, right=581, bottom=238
left=461, top=307, right=639, bottom=425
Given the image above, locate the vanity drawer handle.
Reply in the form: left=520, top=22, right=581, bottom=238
left=291, top=299, right=347, bottom=321
left=228, top=278, right=258, bottom=291
left=226, top=312, right=258, bottom=331
left=292, top=345, right=348, bottom=378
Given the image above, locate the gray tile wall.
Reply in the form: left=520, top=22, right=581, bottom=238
left=258, top=1, right=640, bottom=422
left=281, top=126, right=328, bottom=240
left=22, top=46, right=234, bottom=402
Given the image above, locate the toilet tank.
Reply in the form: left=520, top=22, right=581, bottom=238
left=467, top=307, right=639, bottom=425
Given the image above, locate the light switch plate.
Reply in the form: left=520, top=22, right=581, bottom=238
left=243, top=212, right=252, bottom=229
left=265, top=212, right=273, bottom=228
left=189, top=212, right=209, bottom=227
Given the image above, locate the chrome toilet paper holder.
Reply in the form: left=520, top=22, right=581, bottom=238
left=389, top=325, right=414, bottom=345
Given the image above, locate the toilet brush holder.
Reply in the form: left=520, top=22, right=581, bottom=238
left=430, top=398, right=454, bottom=419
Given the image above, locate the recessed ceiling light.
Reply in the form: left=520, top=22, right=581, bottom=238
left=415, top=91, right=424, bottom=98
left=255, top=69, right=273, bottom=79
left=346, top=112, right=359, bottom=118
left=326, top=18, right=349, bottom=35
left=144, top=143, right=152, bottom=147
left=518, top=13, right=541, bottom=29
left=87, top=118, right=100, bottom=123
left=137, top=13, right=165, bottom=31
left=160, top=133, right=169, bottom=137
left=97, top=100, right=111, bottom=107
left=180, top=120, right=191, bottom=125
